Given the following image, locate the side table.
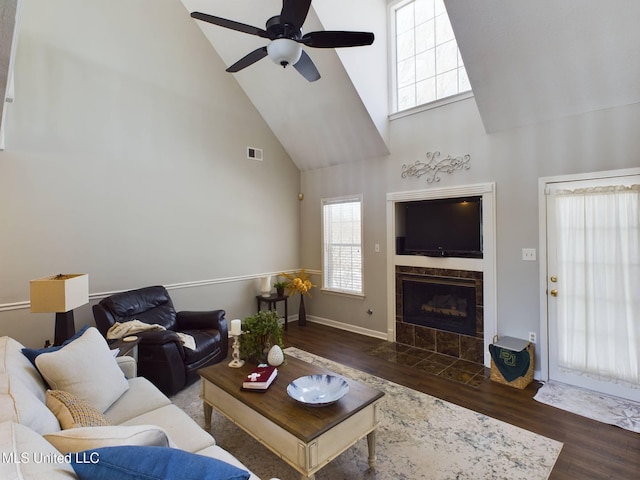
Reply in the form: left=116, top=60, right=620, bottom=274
left=256, top=294, right=288, bottom=331
left=108, top=336, right=141, bottom=361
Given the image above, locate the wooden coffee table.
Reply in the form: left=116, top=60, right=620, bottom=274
left=199, top=355, right=384, bottom=480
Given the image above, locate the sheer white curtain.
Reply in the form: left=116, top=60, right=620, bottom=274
left=555, top=185, right=640, bottom=386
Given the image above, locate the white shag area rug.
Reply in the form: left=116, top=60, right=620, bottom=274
left=534, top=381, right=640, bottom=434
left=172, top=347, right=563, bottom=480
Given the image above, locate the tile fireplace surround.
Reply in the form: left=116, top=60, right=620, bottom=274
left=395, top=266, right=484, bottom=365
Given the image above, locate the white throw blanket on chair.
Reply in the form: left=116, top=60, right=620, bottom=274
left=106, top=320, right=196, bottom=350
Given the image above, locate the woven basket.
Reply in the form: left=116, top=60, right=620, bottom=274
left=490, top=342, right=534, bottom=389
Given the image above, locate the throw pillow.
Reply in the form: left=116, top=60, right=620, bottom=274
left=35, top=327, right=129, bottom=412
left=21, top=325, right=90, bottom=367
left=44, top=425, right=172, bottom=454
left=70, top=445, right=251, bottom=480
left=46, top=390, right=111, bottom=429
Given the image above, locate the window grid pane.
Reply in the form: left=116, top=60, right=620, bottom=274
left=394, top=0, right=470, bottom=112
left=415, top=0, right=434, bottom=25
left=323, top=199, right=363, bottom=295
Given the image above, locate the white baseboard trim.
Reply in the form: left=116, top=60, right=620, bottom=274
left=303, top=315, right=387, bottom=340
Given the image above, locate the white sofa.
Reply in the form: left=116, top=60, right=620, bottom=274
left=0, top=330, right=265, bottom=479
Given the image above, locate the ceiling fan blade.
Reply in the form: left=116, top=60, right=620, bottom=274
left=226, top=47, right=268, bottom=73
left=280, top=0, right=311, bottom=28
left=191, top=12, right=268, bottom=38
left=293, top=50, right=321, bottom=82
left=300, top=31, right=375, bottom=48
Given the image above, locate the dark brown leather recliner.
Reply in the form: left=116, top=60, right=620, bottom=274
left=92, top=285, right=228, bottom=395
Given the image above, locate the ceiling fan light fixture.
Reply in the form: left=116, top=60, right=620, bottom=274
left=267, top=38, right=302, bottom=67
left=190, top=1, right=373, bottom=81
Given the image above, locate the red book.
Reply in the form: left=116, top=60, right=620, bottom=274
left=242, top=365, right=278, bottom=390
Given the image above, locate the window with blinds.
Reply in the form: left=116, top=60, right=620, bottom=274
left=322, top=196, right=363, bottom=295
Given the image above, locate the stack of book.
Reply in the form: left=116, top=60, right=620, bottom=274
left=242, top=364, right=278, bottom=391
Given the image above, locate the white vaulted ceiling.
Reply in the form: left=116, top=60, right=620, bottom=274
left=6, top=2, right=636, bottom=166
left=179, top=1, right=640, bottom=170
left=445, top=0, right=640, bottom=133
left=180, top=0, right=390, bottom=171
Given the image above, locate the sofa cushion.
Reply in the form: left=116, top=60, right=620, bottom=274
left=0, top=336, right=48, bottom=402
left=115, top=355, right=137, bottom=379
left=0, top=373, right=60, bottom=434
left=22, top=325, right=90, bottom=367
left=120, top=404, right=215, bottom=453
left=44, top=425, right=172, bottom=454
left=46, top=390, right=112, bottom=429
left=103, top=376, right=170, bottom=424
left=70, top=445, right=250, bottom=480
left=35, top=327, right=129, bottom=413
left=0, top=421, right=76, bottom=479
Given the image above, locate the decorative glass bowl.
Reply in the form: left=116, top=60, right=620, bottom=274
left=286, top=374, right=349, bottom=407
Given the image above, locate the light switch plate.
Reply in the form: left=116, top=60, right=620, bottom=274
left=522, top=248, right=537, bottom=261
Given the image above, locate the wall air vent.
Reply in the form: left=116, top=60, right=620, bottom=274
left=247, top=147, right=263, bottom=161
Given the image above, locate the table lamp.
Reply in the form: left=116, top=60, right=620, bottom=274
left=30, top=274, right=89, bottom=346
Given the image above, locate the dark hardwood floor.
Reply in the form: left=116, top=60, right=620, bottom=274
left=283, top=322, right=640, bottom=480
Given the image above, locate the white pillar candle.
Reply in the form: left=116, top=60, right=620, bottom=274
left=260, top=276, right=271, bottom=296
left=230, top=319, right=242, bottom=336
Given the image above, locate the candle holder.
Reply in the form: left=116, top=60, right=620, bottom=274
left=228, top=332, right=245, bottom=368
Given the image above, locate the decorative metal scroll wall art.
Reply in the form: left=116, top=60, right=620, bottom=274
left=401, top=151, right=471, bottom=183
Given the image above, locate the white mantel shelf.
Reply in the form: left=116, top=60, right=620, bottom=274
left=394, top=255, right=484, bottom=273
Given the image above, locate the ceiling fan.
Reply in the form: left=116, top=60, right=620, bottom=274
left=190, top=0, right=374, bottom=82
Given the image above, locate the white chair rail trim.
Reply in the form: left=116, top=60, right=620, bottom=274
left=0, top=269, right=321, bottom=312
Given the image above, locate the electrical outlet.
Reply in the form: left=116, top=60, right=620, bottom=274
left=528, top=332, right=537, bottom=344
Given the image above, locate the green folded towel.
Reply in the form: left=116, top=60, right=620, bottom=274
left=489, top=344, right=531, bottom=382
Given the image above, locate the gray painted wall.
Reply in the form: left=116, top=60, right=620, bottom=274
left=301, top=96, right=640, bottom=347
left=0, top=0, right=300, bottom=347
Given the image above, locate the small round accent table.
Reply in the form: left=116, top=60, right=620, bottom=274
left=256, top=294, right=288, bottom=331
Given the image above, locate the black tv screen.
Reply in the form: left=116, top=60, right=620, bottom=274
left=402, top=196, right=482, bottom=258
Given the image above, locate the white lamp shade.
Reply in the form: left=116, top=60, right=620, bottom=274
left=267, top=38, right=302, bottom=67
left=30, top=274, right=89, bottom=313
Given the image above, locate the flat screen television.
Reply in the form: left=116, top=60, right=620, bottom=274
left=400, top=196, right=482, bottom=258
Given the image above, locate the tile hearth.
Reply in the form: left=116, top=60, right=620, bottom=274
left=369, top=341, right=489, bottom=387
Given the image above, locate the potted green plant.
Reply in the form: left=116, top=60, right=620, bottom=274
left=273, top=280, right=289, bottom=297
left=239, top=310, right=284, bottom=362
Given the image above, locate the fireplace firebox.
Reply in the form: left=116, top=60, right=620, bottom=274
left=395, top=266, right=484, bottom=363
left=402, top=276, right=476, bottom=336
